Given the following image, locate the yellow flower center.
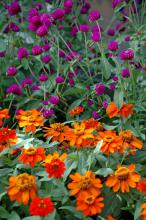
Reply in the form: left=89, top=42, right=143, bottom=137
left=85, top=195, right=95, bottom=205
left=80, top=176, right=92, bottom=190
left=38, top=199, right=47, bottom=208
left=120, top=130, right=134, bottom=143
left=52, top=123, right=65, bottom=132
left=16, top=173, right=35, bottom=191
left=104, top=135, right=114, bottom=143
left=25, top=147, right=37, bottom=155
left=115, top=167, right=129, bottom=180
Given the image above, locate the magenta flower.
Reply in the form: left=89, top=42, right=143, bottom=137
left=107, top=29, right=115, bottom=36
left=113, top=76, right=118, bottom=81
left=42, top=55, right=51, bottom=64
left=31, top=15, right=41, bottom=26
left=8, top=1, right=21, bottom=16
left=92, top=111, right=100, bottom=119
left=89, top=10, right=101, bottom=22
left=52, top=8, right=65, bottom=20
left=40, top=13, right=52, bottom=27
left=21, top=78, right=33, bottom=87
left=121, top=68, right=130, bottom=78
left=59, top=50, right=66, bottom=58
left=6, top=84, right=22, bottom=95
left=120, top=49, right=134, bottom=60
left=95, top=84, right=106, bottom=95
left=31, top=84, right=40, bottom=91
left=55, top=76, right=64, bottom=84
left=43, top=109, right=54, bottom=118
left=7, top=66, right=17, bottom=76
left=79, top=24, right=90, bottom=32
left=27, top=9, right=39, bottom=22
left=102, top=100, right=108, bottom=109
left=108, top=41, right=119, bottom=51
left=91, top=31, right=101, bottom=42
left=124, top=36, right=130, bottom=42
left=112, top=0, right=123, bottom=9
left=36, top=25, right=48, bottom=37
left=43, top=43, right=51, bottom=52
left=39, top=74, right=48, bottom=82
left=64, top=0, right=73, bottom=8
left=32, top=45, right=43, bottom=56
left=66, top=51, right=82, bottom=61
left=49, top=96, right=59, bottom=105
left=17, top=48, right=28, bottom=60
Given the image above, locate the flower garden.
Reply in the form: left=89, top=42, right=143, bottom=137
left=0, top=0, right=146, bottom=219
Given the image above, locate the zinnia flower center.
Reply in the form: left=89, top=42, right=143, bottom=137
left=25, top=147, right=36, bottom=155
left=51, top=159, right=60, bottom=171
left=53, top=123, right=65, bottom=132
left=85, top=195, right=95, bottom=205
left=16, top=173, right=34, bottom=191
left=38, top=199, right=47, bottom=208
left=120, top=130, right=134, bottom=143
left=115, top=167, right=129, bottom=180
left=80, top=176, right=92, bottom=189
left=104, top=135, right=114, bottom=143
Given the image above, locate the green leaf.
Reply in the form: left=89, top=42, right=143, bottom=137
left=134, top=201, right=142, bottom=220
left=101, top=56, right=111, bottom=79
left=59, top=206, right=83, bottom=219
left=0, top=206, right=9, bottom=219
left=93, top=140, right=103, bottom=154
left=64, top=160, right=77, bottom=180
left=22, top=217, right=40, bottom=220
left=104, top=125, right=118, bottom=130
left=8, top=211, right=20, bottom=220
left=95, top=168, right=113, bottom=177
left=114, top=89, right=124, bottom=108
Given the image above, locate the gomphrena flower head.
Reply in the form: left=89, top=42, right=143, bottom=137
left=120, top=49, right=134, bottom=60
left=95, top=84, right=106, bottom=95
left=108, top=41, right=119, bottom=51
left=102, top=100, right=108, bottom=109
left=107, top=29, right=115, bottom=36
left=21, top=78, right=33, bottom=87
left=40, top=13, right=52, bottom=27
left=42, top=55, right=51, bottom=64
left=43, top=109, right=54, bottom=118
left=39, top=74, right=48, bottom=82
left=89, top=10, right=101, bottom=22
left=112, top=0, right=123, bottom=9
left=32, top=45, right=43, bottom=56
left=43, top=43, right=51, bottom=52
left=49, top=96, right=59, bottom=105
left=92, top=111, right=100, bottom=119
left=64, top=0, right=73, bottom=8
left=36, top=25, right=48, bottom=37
left=52, top=8, right=65, bottom=20
left=110, top=83, right=116, bottom=91
left=121, top=68, right=130, bottom=78
left=124, top=36, right=130, bottom=41
left=7, top=66, right=18, bottom=76
left=79, top=24, right=90, bottom=32
left=113, top=76, right=118, bottom=81
left=6, top=84, right=22, bottom=96
left=17, top=48, right=28, bottom=60
left=8, top=1, right=21, bottom=16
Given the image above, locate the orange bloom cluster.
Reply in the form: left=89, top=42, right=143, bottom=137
left=68, top=171, right=104, bottom=216
left=106, top=102, right=133, bottom=119
left=106, top=164, right=140, bottom=193
left=106, top=216, right=116, bottom=220
left=0, top=109, right=9, bottom=126
left=18, top=146, right=45, bottom=167
left=137, top=179, right=146, bottom=194
left=16, top=109, right=44, bottom=133
left=7, top=173, right=37, bottom=205
left=69, top=106, right=83, bottom=116
left=0, top=127, right=17, bottom=152
left=44, top=151, right=66, bottom=178
left=142, top=203, right=146, bottom=220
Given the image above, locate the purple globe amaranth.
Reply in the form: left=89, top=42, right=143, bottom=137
left=31, top=84, right=40, bottom=91
left=64, top=0, right=73, bottom=8
left=110, top=83, right=116, bottom=91
left=112, top=0, right=123, bottom=9
left=121, top=68, right=130, bottom=78
left=113, top=76, right=118, bottom=81
left=0, top=51, right=5, bottom=58
left=68, top=78, right=75, bottom=86
left=108, top=41, right=119, bottom=51
left=102, top=100, right=108, bottom=109
left=92, top=111, right=100, bottom=119
left=36, top=25, right=48, bottom=37
left=124, top=36, right=130, bottom=42
left=40, top=13, right=52, bottom=27
left=17, top=48, right=28, bottom=60
left=8, top=1, right=21, bottom=16
left=21, top=78, right=33, bottom=87
left=32, top=45, right=43, bottom=56
left=95, top=84, right=106, bottom=95
left=39, top=74, right=48, bottom=82
left=6, top=84, right=22, bottom=96
left=55, top=75, right=65, bottom=84
left=10, top=22, right=20, bottom=32
left=66, top=51, right=82, bottom=61
left=79, top=24, right=90, bottom=32
left=7, top=66, right=18, bottom=76
left=107, top=29, right=115, bottom=36
left=70, top=25, right=78, bottom=36
left=42, top=100, right=49, bottom=105
left=120, top=48, right=134, bottom=60
left=89, top=10, right=101, bottom=22
left=88, top=99, right=94, bottom=106
left=43, top=109, right=54, bottom=118
left=27, top=9, right=39, bottom=22
left=31, top=15, right=41, bottom=26
left=52, top=8, right=65, bottom=20
left=49, top=96, right=59, bottom=105
left=42, top=55, right=51, bottom=64
left=59, top=50, right=66, bottom=58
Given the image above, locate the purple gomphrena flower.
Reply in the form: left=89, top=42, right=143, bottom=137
left=124, top=36, right=130, bottom=42
left=32, top=45, right=43, bottom=56
left=39, top=74, right=48, bottom=82
left=42, top=55, right=51, bottom=64
left=17, top=48, right=28, bottom=60
left=43, top=109, right=54, bottom=118
left=92, top=111, right=100, bottom=119
left=110, top=83, right=116, bottom=91
left=21, top=78, right=33, bottom=87
left=10, top=22, right=20, bottom=32
left=52, top=8, right=65, bottom=20
left=59, top=50, right=66, bottom=58
left=102, top=100, right=108, bottom=109
left=6, top=84, right=22, bottom=95
left=49, top=96, right=59, bottom=105
left=95, top=84, right=106, bottom=95
left=79, top=24, right=90, bottom=32
left=31, top=84, right=40, bottom=91
left=40, top=13, right=52, bottom=27
left=108, top=41, right=119, bottom=51
left=28, top=23, right=38, bottom=32
left=70, top=25, right=78, bottom=36
left=42, top=100, right=49, bottom=105
left=121, top=68, right=130, bottom=78
left=36, top=25, right=48, bottom=37
left=89, top=10, right=101, bottom=22
left=88, top=99, right=94, bottom=106
left=27, top=9, right=39, bottom=22
left=31, top=15, right=41, bottom=25
left=107, top=29, right=115, bottom=36
left=43, top=43, right=51, bottom=52
left=113, top=76, right=118, bottom=81
left=80, top=2, right=91, bottom=14
left=55, top=75, right=64, bottom=84
left=66, top=51, right=82, bottom=61
left=112, top=0, right=123, bottom=9
left=64, top=0, right=73, bottom=8
left=120, top=49, right=134, bottom=60
left=0, top=51, right=5, bottom=58
left=91, top=31, right=101, bottom=42
left=8, top=1, right=21, bottom=16
left=7, top=66, right=18, bottom=76
left=68, top=78, right=74, bottom=86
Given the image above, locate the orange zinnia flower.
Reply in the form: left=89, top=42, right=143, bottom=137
left=119, top=103, right=133, bottom=119
left=106, top=216, right=116, bottom=220
left=18, top=146, right=45, bottom=167
left=83, top=118, right=104, bottom=132
left=0, top=109, right=9, bottom=126
left=119, top=130, right=143, bottom=154
left=106, top=164, right=140, bottom=193
left=68, top=171, right=102, bottom=197
left=7, top=173, right=37, bottom=205
left=66, top=122, right=94, bottom=148
left=76, top=191, right=104, bottom=216
left=44, top=123, right=71, bottom=142
left=0, top=127, right=17, bottom=144
left=97, top=130, right=123, bottom=155
left=106, top=102, right=119, bottom=118
left=141, top=203, right=146, bottom=220
left=69, top=106, right=83, bottom=116
left=44, top=151, right=66, bottom=178
left=137, top=179, right=146, bottom=194
left=16, top=109, right=44, bottom=133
